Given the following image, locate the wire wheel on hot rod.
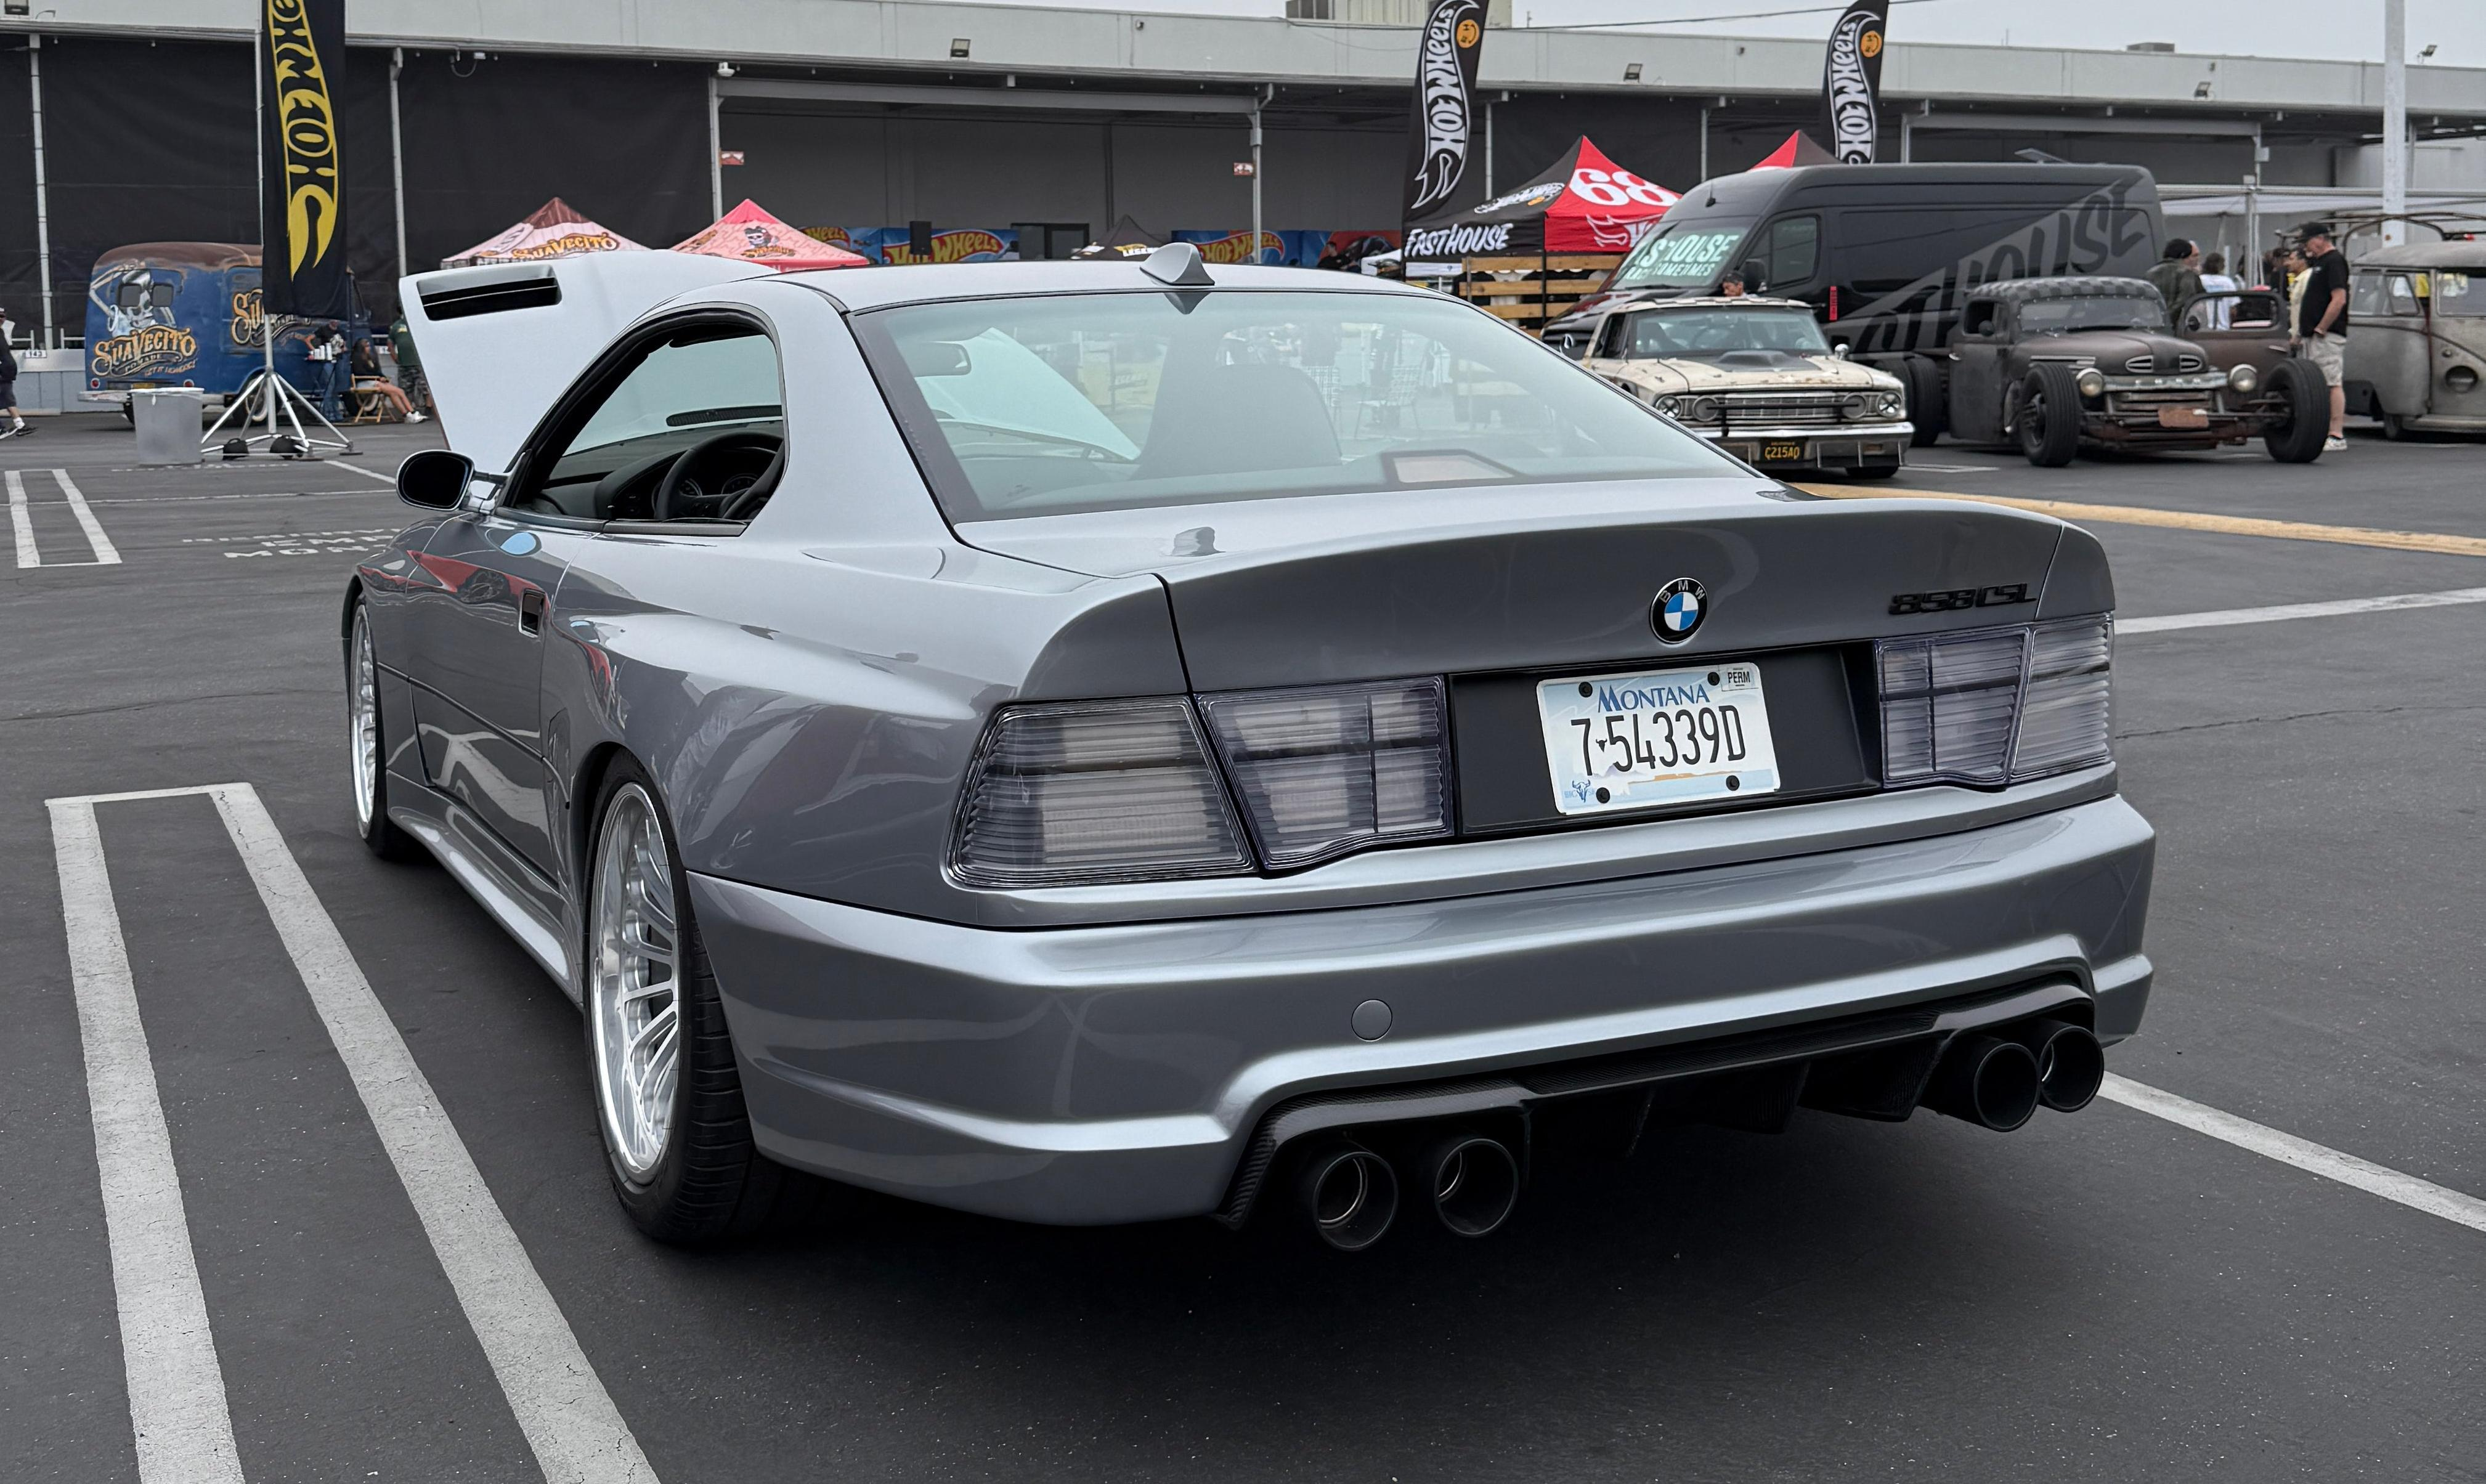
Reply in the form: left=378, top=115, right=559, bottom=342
left=2016, top=363, right=2084, bottom=468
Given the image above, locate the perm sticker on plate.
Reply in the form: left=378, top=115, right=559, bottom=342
left=1535, top=661, right=1781, bottom=816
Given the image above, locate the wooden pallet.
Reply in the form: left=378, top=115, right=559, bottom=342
left=1452, top=252, right=1622, bottom=331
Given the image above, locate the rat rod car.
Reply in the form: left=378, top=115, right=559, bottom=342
left=1577, top=296, right=1912, bottom=479
left=1943, top=277, right=2328, bottom=467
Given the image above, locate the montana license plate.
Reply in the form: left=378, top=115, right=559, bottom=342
left=1536, top=662, right=1782, bottom=816
left=1761, top=442, right=1807, bottom=462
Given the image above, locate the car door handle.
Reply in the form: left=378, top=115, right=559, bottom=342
left=519, top=590, right=545, bottom=635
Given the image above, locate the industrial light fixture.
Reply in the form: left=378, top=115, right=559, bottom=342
left=2418, top=43, right=2437, bottom=60
left=2, top=1, right=30, bottom=17
left=2193, top=81, right=2213, bottom=99
left=715, top=61, right=736, bottom=78
left=1623, top=62, right=1643, bottom=81
left=950, top=37, right=971, bottom=58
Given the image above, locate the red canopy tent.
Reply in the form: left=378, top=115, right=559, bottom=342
left=1404, top=137, right=1677, bottom=259
left=1750, top=131, right=1837, bottom=171
left=674, top=200, right=869, bottom=269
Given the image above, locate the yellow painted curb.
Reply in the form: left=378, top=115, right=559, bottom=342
left=1793, top=483, right=2486, bottom=559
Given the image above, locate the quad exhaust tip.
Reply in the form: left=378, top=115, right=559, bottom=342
left=1923, top=1032, right=2041, bottom=1132
left=1298, top=1142, right=1399, bottom=1252
left=1421, top=1133, right=1521, bottom=1239
left=2020, top=1018, right=2106, bottom=1112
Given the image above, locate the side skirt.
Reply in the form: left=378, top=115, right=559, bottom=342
left=392, top=801, right=577, bottom=1002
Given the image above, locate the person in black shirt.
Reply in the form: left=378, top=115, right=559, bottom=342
left=2293, top=222, right=2351, bottom=450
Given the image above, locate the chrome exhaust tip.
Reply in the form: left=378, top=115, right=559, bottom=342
left=1420, top=1133, right=1521, bottom=1239
left=1922, top=1033, right=2041, bottom=1132
left=1296, top=1142, right=1398, bottom=1252
left=2018, top=1018, right=2106, bottom=1113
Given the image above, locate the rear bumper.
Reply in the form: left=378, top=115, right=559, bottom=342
left=692, top=794, right=2155, bottom=1226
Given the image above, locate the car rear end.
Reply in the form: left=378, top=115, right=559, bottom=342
left=688, top=272, right=2155, bottom=1241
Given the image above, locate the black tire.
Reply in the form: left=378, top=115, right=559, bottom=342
left=585, top=756, right=784, bottom=1244
left=2017, top=363, right=2083, bottom=468
left=2381, top=412, right=2411, bottom=441
left=1900, top=355, right=1945, bottom=447
left=346, top=599, right=424, bottom=862
left=2262, top=357, right=2328, bottom=463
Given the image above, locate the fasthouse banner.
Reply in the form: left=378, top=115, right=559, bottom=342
left=259, top=0, right=352, bottom=319
left=1816, top=0, right=1890, bottom=167
left=1400, top=0, right=1487, bottom=228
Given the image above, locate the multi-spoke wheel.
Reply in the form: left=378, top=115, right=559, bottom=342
left=345, top=599, right=421, bottom=861
left=590, top=785, right=681, bottom=1180
left=583, top=758, right=784, bottom=1241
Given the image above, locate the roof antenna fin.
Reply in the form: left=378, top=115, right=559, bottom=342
left=1140, top=241, right=1214, bottom=287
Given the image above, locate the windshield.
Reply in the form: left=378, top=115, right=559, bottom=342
left=1625, top=307, right=1828, bottom=358
left=1609, top=221, right=1755, bottom=291
left=856, top=290, right=1736, bottom=521
left=2018, top=296, right=2167, bottom=336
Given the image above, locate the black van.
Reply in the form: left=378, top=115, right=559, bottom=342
left=1544, top=163, right=2167, bottom=435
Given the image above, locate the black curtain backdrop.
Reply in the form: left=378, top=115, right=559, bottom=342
left=9, top=37, right=709, bottom=336
left=0, top=43, right=36, bottom=339
left=392, top=50, right=711, bottom=298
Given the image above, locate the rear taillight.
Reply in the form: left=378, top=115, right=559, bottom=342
left=1876, top=618, right=2113, bottom=788
left=1198, top=678, right=1453, bottom=870
left=949, top=699, right=1249, bottom=886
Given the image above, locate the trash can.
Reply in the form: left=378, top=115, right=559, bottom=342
left=132, top=387, right=206, bottom=466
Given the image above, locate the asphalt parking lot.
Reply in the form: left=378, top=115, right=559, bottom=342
left=4, top=415, right=2480, bottom=1482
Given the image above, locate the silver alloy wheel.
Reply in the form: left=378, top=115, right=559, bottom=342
left=590, top=784, right=682, bottom=1182
left=349, top=608, right=380, bottom=831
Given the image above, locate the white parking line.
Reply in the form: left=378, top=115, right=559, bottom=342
left=7, top=469, right=123, bottom=567
left=2121, top=586, right=2486, bottom=635
left=55, top=470, right=123, bottom=564
left=47, top=798, right=246, bottom=1484
left=48, top=783, right=662, bottom=1484
left=2102, top=1075, right=2486, bottom=1235
left=322, top=460, right=398, bottom=485
left=7, top=469, right=38, bottom=567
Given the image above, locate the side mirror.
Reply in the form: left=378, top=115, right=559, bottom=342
left=1739, top=259, right=1768, bottom=294
left=397, top=448, right=475, bottom=509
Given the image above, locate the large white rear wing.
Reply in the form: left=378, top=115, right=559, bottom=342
left=402, top=253, right=774, bottom=475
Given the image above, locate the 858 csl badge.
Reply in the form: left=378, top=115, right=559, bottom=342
left=1888, top=583, right=2033, bottom=615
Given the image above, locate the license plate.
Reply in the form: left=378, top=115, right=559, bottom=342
left=1761, top=442, right=1808, bottom=462
left=1537, top=663, right=1782, bottom=816
left=2156, top=407, right=2209, bottom=429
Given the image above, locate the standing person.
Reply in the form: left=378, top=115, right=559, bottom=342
left=0, top=306, right=28, bottom=439
left=2198, top=253, right=2240, bottom=328
left=2145, top=238, right=2204, bottom=311
left=388, top=312, right=433, bottom=416
left=306, top=322, right=346, bottom=421
left=2292, top=223, right=2351, bottom=452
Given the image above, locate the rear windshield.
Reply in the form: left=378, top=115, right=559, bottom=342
left=1609, top=219, right=1755, bottom=291
left=855, top=290, right=1735, bottom=521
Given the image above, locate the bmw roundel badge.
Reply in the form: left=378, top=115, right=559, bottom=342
left=1652, top=577, right=1707, bottom=643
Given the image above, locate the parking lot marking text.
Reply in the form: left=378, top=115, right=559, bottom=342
left=2102, top=1075, right=2486, bottom=1236
left=1798, top=484, right=2486, bottom=559
left=2119, top=586, right=2486, bottom=635
left=47, top=783, right=663, bottom=1484
left=47, top=797, right=248, bottom=1484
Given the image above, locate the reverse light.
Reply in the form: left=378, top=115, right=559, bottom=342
left=1199, top=678, right=1453, bottom=870
left=1875, top=619, right=2113, bottom=788
left=950, top=699, right=1249, bottom=886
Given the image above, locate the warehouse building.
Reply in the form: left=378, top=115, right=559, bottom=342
left=4, top=0, right=2482, bottom=347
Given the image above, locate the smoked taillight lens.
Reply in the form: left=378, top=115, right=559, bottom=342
left=1197, top=678, right=1453, bottom=870
left=949, top=699, right=1250, bottom=886
left=1876, top=619, right=2113, bottom=788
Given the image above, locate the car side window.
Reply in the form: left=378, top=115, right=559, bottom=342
left=1594, top=314, right=1633, bottom=359
left=1765, top=216, right=1820, bottom=290
left=1960, top=300, right=2001, bottom=339
left=2349, top=270, right=2389, bottom=318
left=513, top=320, right=785, bottom=525
left=2386, top=274, right=2420, bottom=316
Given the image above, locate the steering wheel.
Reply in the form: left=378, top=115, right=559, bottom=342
left=654, top=430, right=785, bottom=522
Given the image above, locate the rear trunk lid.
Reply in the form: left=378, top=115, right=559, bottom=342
left=956, top=480, right=2082, bottom=692
left=402, top=253, right=774, bottom=475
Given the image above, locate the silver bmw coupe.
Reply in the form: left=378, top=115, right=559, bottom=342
left=349, top=245, right=2153, bottom=1249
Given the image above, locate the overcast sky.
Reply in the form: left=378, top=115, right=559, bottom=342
left=995, top=0, right=2486, bottom=67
